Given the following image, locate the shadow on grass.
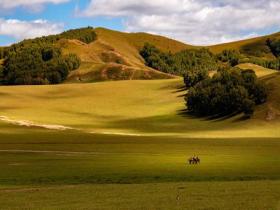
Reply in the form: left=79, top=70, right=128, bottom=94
left=172, top=85, right=187, bottom=94
left=177, top=109, right=249, bottom=123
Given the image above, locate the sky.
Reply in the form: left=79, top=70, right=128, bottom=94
left=0, top=0, right=280, bottom=46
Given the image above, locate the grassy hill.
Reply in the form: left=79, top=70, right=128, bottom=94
left=209, top=32, right=280, bottom=59
left=2, top=27, right=280, bottom=83
left=237, top=63, right=277, bottom=77
left=61, top=28, right=195, bottom=82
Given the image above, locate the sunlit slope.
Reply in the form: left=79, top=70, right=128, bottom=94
left=209, top=31, right=280, bottom=58
left=60, top=28, right=194, bottom=82
left=0, top=76, right=280, bottom=137
left=237, top=63, right=277, bottom=77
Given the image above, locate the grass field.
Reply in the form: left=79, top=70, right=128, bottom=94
left=0, top=76, right=280, bottom=138
left=0, top=123, right=280, bottom=209
left=1, top=181, right=280, bottom=210
left=1, top=73, right=280, bottom=209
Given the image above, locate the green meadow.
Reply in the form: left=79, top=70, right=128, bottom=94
left=1, top=75, right=280, bottom=209
left=1, top=77, right=280, bottom=138
left=0, top=123, right=280, bottom=209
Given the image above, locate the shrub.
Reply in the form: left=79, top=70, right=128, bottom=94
left=184, top=69, right=209, bottom=88
left=217, top=50, right=241, bottom=66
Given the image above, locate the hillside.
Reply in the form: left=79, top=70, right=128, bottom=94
left=237, top=63, right=277, bottom=77
left=209, top=32, right=280, bottom=59
left=2, top=27, right=280, bottom=84
left=0, top=73, right=279, bottom=137
left=61, top=28, right=195, bottom=82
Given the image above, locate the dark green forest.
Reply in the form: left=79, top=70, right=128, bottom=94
left=0, top=27, right=96, bottom=85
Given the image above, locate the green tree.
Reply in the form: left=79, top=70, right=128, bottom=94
left=184, top=69, right=209, bottom=88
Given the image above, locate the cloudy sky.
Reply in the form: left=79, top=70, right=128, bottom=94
left=0, top=0, right=280, bottom=46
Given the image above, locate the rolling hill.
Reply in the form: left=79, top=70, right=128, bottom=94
left=60, top=28, right=195, bottom=82
left=64, top=28, right=280, bottom=82
left=209, top=31, right=280, bottom=59
left=1, top=27, right=280, bottom=83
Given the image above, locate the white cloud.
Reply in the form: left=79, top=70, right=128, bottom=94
left=81, top=0, right=280, bottom=45
left=0, top=19, right=63, bottom=41
left=0, top=0, right=69, bottom=9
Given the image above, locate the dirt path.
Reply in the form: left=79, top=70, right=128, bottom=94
left=0, top=116, right=73, bottom=130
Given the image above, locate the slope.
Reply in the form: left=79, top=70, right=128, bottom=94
left=0, top=74, right=280, bottom=137
left=209, top=31, right=280, bottom=59
left=237, top=63, right=277, bottom=77
left=61, top=28, right=194, bottom=83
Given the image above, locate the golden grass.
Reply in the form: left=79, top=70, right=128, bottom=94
left=237, top=63, right=278, bottom=77
left=59, top=27, right=190, bottom=81
left=0, top=77, right=280, bottom=137
left=1, top=181, right=280, bottom=210
left=209, top=31, right=280, bottom=54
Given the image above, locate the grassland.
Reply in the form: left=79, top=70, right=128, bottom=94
left=1, top=181, right=280, bottom=210
left=0, top=123, right=280, bottom=209
left=238, top=63, right=278, bottom=77
left=1, top=74, right=280, bottom=137
left=1, top=67, right=280, bottom=209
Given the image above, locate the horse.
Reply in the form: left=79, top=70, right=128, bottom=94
left=188, top=156, right=200, bottom=165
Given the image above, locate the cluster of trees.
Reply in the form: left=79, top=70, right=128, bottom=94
left=185, top=68, right=267, bottom=118
left=3, top=44, right=81, bottom=85
left=216, top=49, right=241, bottom=66
left=266, top=38, right=280, bottom=57
left=0, top=47, right=6, bottom=59
left=140, top=43, right=219, bottom=75
left=13, top=27, right=97, bottom=49
left=59, top=27, right=97, bottom=44
left=0, top=27, right=96, bottom=62
left=0, top=27, right=96, bottom=85
left=183, top=68, right=208, bottom=88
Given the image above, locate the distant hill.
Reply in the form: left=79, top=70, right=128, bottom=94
left=1, top=27, right=280, bottom=84
left=61, top=28, right=195, bottom=82
left=209, top=32, right=280, bottom=59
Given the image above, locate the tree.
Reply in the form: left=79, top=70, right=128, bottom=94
left=184, top=69, right=209, bottom=88
left=243, top=99, right=255, bottom=118
left=217, top=50, right=241, bottom=66
left=267, top=38, right=280, bottom=57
